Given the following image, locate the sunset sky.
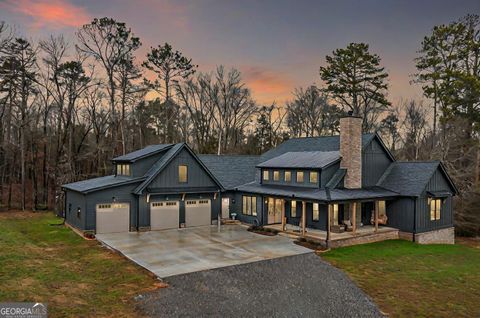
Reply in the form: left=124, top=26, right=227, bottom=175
left=0, top=0, right=478, bottom=105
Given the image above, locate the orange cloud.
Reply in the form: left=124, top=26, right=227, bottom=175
left=1, top=0, right=90, bottom=29
left=241, top=66, right=294, bottom=105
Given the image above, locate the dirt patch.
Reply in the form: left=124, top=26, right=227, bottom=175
left=456, top=236, right=480, bottom=248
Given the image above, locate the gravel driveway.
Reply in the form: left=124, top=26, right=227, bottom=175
left=135, top=253, right=383, bottom=318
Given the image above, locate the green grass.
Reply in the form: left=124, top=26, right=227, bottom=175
left=322, top=239, right=480, bottom=318
left=0, top=212, right=157, bottom=317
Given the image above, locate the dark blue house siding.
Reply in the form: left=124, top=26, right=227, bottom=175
left=83, top=183, right=141, bottom=231
left=232, top=192, right=262, bottom=225
left=362, top=138, right=392, bottom=187
left=129, top=154, right=165, bottom=178
left=148, top=148, right=217, bottom=190
left=65, top=190, right=86, bottom=230
left=386, top=198, right=415, bottom=232
left=415, top=168, right=454, bottom=233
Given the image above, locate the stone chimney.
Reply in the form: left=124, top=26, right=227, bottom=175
left=340, top=112, right=362, bottom=189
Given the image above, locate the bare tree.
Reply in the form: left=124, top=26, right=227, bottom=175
left=77, top=17, right=141, bottom=155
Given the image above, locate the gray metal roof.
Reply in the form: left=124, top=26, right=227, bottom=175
left=377, top=161, right=444, bottom=196
left=113, top=144, right=173, bottom=162
left=260, top=133, right=376, bottom=162
left=199, top=155, right=260, bottom=190
left=62, top=175, right=145, bottom=194
left=236, top=182, right=398, bottom=202
left=326, top=168, right=346, bottom=189
left=257, top=151, right=340, bottom=169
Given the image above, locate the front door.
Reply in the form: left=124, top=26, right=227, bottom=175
left=267, top=197, right=283, bottom=224
left=221, top=198, right=230, bottom=219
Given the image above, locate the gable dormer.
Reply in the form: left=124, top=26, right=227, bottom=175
left=112, top=144, right=174, bottom=178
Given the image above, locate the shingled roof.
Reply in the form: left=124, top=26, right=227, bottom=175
left=377, top=161, right=457, bottom=196
left=113, top=144, right=173, bottom=162
left=257, top=151, right=340, bottom=169
left=62, top=175, right=146, bottom=194
left=260, top=133, right=376, bottom=162
left=199, top=155, right=260, bottom=190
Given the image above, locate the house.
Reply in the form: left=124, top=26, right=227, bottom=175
left=63, top=115, right=458, bottom=245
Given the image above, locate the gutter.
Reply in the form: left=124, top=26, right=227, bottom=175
left=413, top=196, right=417, bottom=242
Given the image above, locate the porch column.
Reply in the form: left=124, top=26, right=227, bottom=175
left=352, top=202, right=357, bottom=234
left=302, top=201, right=306, bottom=236
left=281, top=200, right=286, bottom=231
left=374, top=200, right=379, bottom=232
left=326, top=204, right=331, bottom=244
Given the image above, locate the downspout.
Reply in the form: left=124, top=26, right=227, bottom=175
left=413, top=197, right=417, bottom=242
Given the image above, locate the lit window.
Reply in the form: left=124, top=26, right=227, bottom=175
left=285, top=171, right=291, bottom=182
left=263, top=170, right=269, bottom=181
left=296, top=171, right=304, bottom=183
left=117, top=164, right=131, bottom=176
left=313, top=203, right=319, bottom=221
left=291, top=200, right=297, bottom=217
left=378, top=200, right=386, bottom=216
left=332, top=204, right=339, bottom=225
left=310, top=171, right=318, bottom=183
left=430, top=198, right=441, bottom=220
left=242, top=196, right=257, bottom=216
left=273, top=171, right=280, bottom=181
left=179, top=165, right=188, bottom=183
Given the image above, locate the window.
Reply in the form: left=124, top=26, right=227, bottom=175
left=313, top=203, right=319, bottom=221
left=378, top=200, right=386, bottom=216
left=242, top=196, right=257, bottom=216
left=430, top=198, right=441, bottom=220
left=273, top=170, right=280, bottom=181
left=263, top=170, right=269, bottom=181
left=179, top=165, right=188, bottom=183
left=296, top=171, right=304, bottom=183
left=291, top=200, right=297, bottom=217
left=116, top=164, right=131, bottom=176
left=332, top=204, right=339, bottom=225
left=285, top=171, right=291, bottom=182
left=310, top=171, right=318, bottom=183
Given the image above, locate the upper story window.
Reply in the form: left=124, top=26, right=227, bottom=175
left=179, top=165, right=188, bottom=183
left=429, top=198, right=441, bottom=220
left=285, top=171, right=291, bottom=182
left=310, top=171, right=318, bottom=183
left=296, top=171, right=304, bottom=183
left=273, top=170, right=280, bottom=181
left=116, top=164, right=131, bottom=176
left=263, top=170, right=269, bottom=181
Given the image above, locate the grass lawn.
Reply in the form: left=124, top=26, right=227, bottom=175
left=0, top=211, right=159, bottom=317
left=322, top=239, right=480, bottom=318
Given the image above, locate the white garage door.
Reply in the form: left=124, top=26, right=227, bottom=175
left=151, top=201, right=179, bottom=230
left=185, top=199, right=211, bottom=227
left=96, top=203, right=130, bottom=234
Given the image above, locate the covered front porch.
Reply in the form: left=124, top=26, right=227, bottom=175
left=262, top=195, right=399, bottom=248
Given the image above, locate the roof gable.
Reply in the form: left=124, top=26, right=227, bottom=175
left=134, top=143, right=223, bottom=194
left=377, top=161, right=458, bottom=196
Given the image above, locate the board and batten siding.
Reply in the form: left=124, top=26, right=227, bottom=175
left=415, top=168, right=454, bottom=233
left=147, top=148, right=217, bottom=190
left=386, top=198, right=415, bottom=232
left=362, top=138, right=393, bottom=187
left=65, top=190, right=87, bottom=230
left=128, top=154, right=164, bottom=178
left=233, top=192, right=262, bottom=225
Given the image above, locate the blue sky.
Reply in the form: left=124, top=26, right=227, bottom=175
left=0, top=0, right=478, bottom=105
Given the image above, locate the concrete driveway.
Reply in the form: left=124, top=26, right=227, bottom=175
left=96, top=225, right=310, bottom=278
